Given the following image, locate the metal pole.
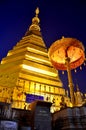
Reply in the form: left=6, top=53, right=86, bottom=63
left=65, top=57, right=75, bottom=106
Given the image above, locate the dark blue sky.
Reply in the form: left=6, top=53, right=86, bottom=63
left=0, top=0, right=86, bottom=93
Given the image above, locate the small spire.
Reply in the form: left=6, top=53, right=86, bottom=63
left=76, top=84, right=80, bottom=92
left=25, top=7, right=41, bottom=36
left=29, top=7, right=40, bottom=31
left=35, top=7, right=39, bottom=17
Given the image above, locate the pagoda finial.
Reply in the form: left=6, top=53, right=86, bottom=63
left=28, top=7, right=40, bottom=32
left=35, top=7, right=39, bottom=17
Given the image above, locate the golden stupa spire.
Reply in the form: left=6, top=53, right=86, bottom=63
left=35, top=7, right=39, bottom=17
left=29, top=7, right=40, bottom=31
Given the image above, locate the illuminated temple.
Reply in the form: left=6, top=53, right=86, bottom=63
left=0, top=8, right=71, bottom=111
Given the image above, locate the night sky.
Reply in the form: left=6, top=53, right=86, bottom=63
left=0, top=0, right=86, bottom=93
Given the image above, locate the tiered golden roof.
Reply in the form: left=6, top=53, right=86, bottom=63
left=0, top=8, right=70, bottom=111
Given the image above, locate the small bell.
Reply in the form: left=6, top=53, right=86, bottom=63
left=84, top=62, right=86, bottom=66
left=80, top=66, right=82, bottom=70
left=74, top=69, right=77, bottom=73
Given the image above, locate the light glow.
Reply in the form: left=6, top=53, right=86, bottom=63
left=27, top=47, right=47, bottom=56
left=21, top=64, right=57, bottom=77
left=25, top=54, right=51, bottom=65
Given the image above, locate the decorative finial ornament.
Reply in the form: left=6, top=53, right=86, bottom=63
left=35, top=7, right=39, bottom=17
left=29, top=7, right=40, bottom=31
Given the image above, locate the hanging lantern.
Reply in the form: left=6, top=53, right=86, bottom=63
left=62, top=71, right=64, bottom=74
